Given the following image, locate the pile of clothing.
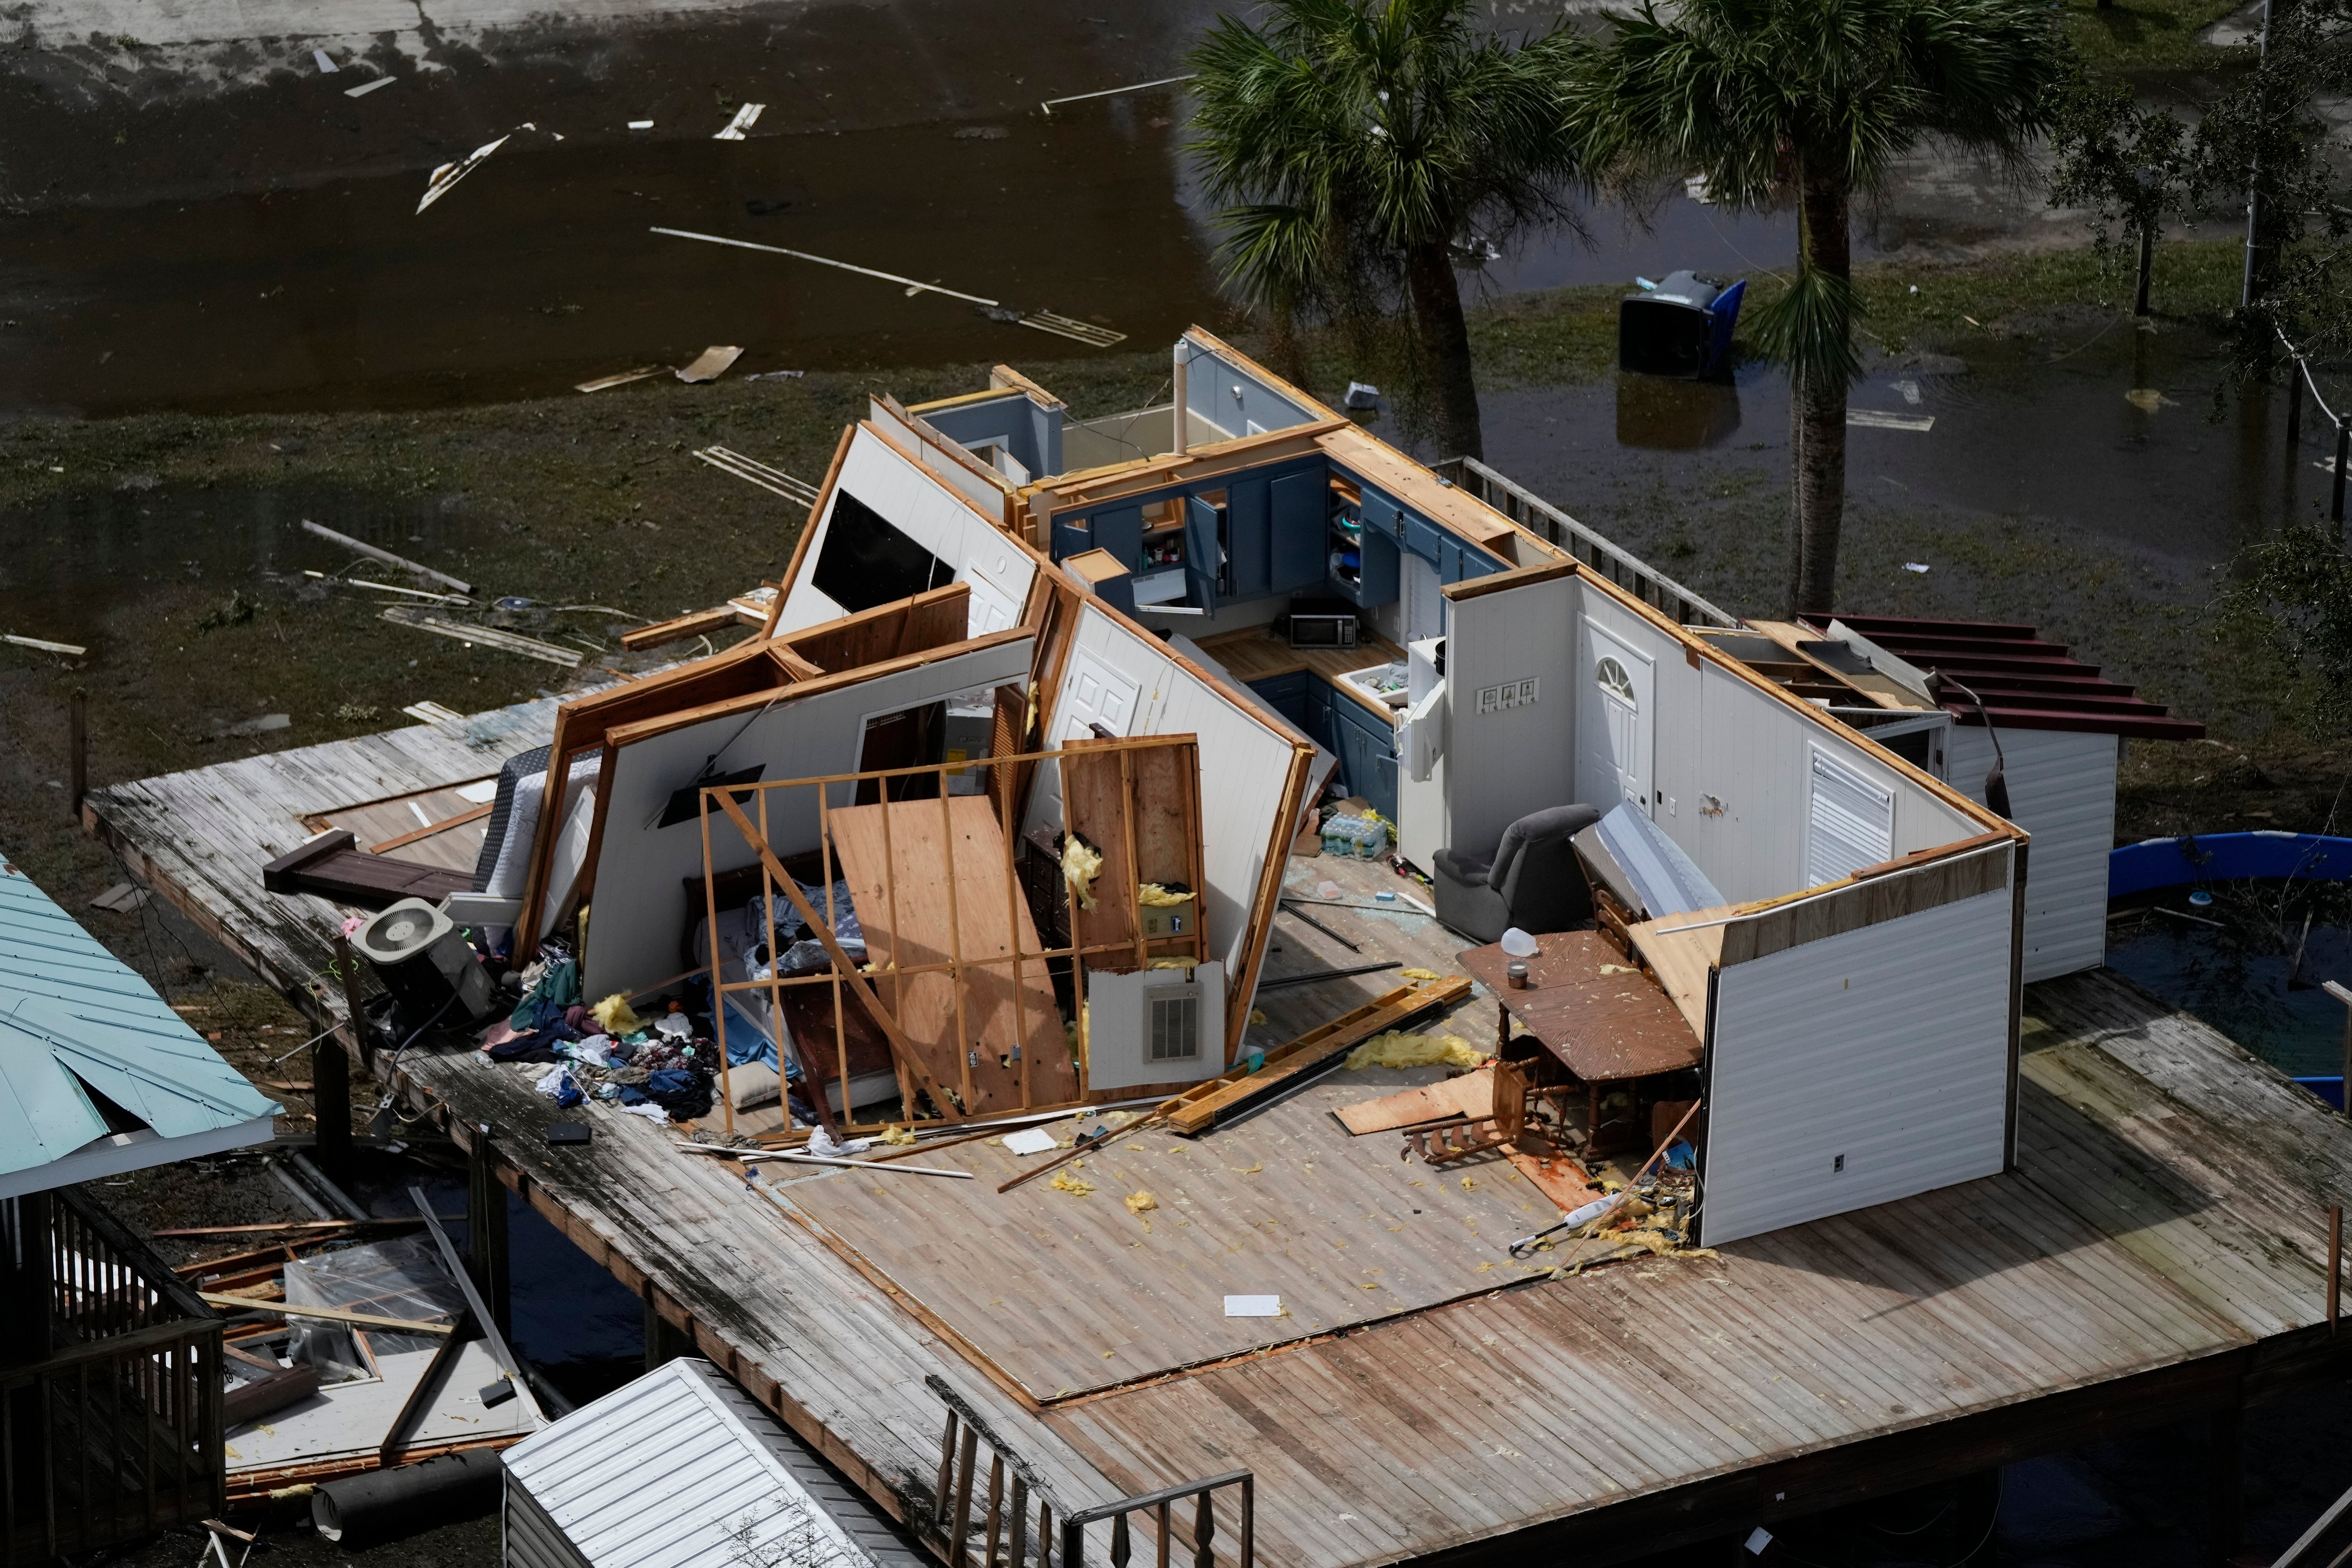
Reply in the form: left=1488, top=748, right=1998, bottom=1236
left=482, top=958, right=719, bottom=1124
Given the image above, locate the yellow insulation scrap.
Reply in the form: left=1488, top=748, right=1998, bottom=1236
left=1342, top=1031, right=1490, bottom=1072
left=875, top=1125, right=919, bottom=1147
left=1137, top=883, right=1190, bottom=906
left=1149, top=957, right=1198, bottom=970
left=1399, top=967, right=1442, bottom=984
left=1062, top=837, right=1104, bottom=910
left=1125, top=1191, right=1158, bottom=1216
left=592, top=994, right=642, bottom=1036
left=1050, top=1171, right=1096, bottom=1196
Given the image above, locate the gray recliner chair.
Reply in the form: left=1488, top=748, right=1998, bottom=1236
left=1432, top=804, right=1601, bottom=944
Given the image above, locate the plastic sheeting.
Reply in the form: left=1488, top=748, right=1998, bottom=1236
left=283, top=1235, right=465, bottom=1384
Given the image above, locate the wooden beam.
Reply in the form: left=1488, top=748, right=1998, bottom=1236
left=1167, top=975, right=1472, bottom=1136
left=621, top=606, right=740, bottom=652
left=196, top=1293, right=454, bottom=1335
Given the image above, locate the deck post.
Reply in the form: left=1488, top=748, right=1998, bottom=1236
left=67, top=689, right=86, bottom=816
left=467, top=1123, right=511, bottom=1338
left=2207, top=1398, right=2245, bottom=1567
left=312, top=1023, right=351, bottom=1188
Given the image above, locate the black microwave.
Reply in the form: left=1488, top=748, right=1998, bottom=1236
left=1289, top=614, right=1357, bottom=650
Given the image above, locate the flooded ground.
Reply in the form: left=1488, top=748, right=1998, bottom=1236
left=0, top=0, right=2160, bottom=415
left=2109, top=881, right=2352, bottom=1077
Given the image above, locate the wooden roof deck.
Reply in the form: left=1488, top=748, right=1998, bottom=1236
left=83, top=696, right=2352, bottom=1567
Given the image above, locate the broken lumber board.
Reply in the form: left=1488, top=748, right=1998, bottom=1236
left=1165, top=975, right=1473, bottom=1136
left=1335, top=1064, right=1495, bottom=1135
left=621, top=605, right=741, bottom=651
left=196, top=1292, right=456, bottom=1335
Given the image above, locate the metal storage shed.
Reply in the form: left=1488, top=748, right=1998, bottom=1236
left=500, top=1357, right=924, bottom=1568
left=1807, top=614, right=2205, bottom=982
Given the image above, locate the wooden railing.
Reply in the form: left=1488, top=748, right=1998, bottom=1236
left=1060, top=1472, right=1252, bottom=1568
left=1434, top=455, right=1739, bottom=630
left=923, top=1378, right=1253, bottom=1568
left=2, top=1189, right=224, bottom=1566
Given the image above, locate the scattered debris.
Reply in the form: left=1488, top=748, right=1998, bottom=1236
left=1847, top=409, right=1935, bottom=432
left=90, top=882, right=150, bottom=914
left=1222, top=1294, right=1281, bottom=1317
left=345, top=76, right=394, bottom=99
left=1123, top=1190, right=1158, bottom=1216
left=1016, top=310, right=1125, bottom=348
left=1903, top=563, right=1931, bottom=573
left=650, top=226, right=1001, bottom=305
left=1000, top=1127, right=1059, bottom=1156
left=1344, top=382, right=1381, bottom=410
left=211, top=713, right=292, bottom=740
left=694, top=446, right=821, bottom=506
left=378, top=607, right=584, bottom=667
left=301, top=519, right=473, bottom=594
left=1038, top=72, right=1198, bottom=115
left=713, top=103, right=765, bottom=140
left=1894, top=379, right=1921, bottom=406
left=1048, top=1170, right=1096, bottom=1196
left=2125, top=388, right=2175, bottom=413
left=1683, top=173, right=1713, bottom=204
left=628, top=119, right=654, bottom=130
left=575, top=365, right=666, bottom=394
left=742, top=368, right=806, bottom=381
left=417, top=136, right=511, bottom=215
left=400, top=701, right=467, bottom=723
left=312, top=48, right=337, bottom=73
left=1343, top=1029, right=1486, bottom=1072
left=673, top=346, right=744, bottom=384
left=2, top=633, right=86, bottom=656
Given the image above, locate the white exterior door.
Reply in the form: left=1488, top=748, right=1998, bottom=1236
left=1578, top=622, right=1654, bottom=815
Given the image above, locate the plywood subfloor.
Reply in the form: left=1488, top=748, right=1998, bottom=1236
left=773, top=1060, right=1564, bottom=1402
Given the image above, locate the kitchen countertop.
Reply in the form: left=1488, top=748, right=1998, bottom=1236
left=1196, top=626, right=1407, bottom=724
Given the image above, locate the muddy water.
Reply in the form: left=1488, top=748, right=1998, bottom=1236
left=1481, top=315, right=2314, bottom=574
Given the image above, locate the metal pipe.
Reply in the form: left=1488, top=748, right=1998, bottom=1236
left=1172, top=340, right=1189, bottom=457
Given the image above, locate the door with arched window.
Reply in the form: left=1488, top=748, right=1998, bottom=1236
left=1577, top=622, right=1655, bottom=813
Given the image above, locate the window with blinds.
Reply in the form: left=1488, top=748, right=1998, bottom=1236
left=1806, top=748, right=1895, bottom=886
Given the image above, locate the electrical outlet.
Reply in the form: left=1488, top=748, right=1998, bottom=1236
left=1474, top=678, right=1541, bottom=715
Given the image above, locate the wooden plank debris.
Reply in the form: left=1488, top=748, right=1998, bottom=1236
left=2, top=632, right=86, bottom=656
left=694, top=445, right=822, bottom=507
left=575, top=365, right=666, bottom=394
left=197, top=1292, right=455, bottom=1335
left=378, top=608, right=584, bottom=667
left=301, top=519, right=473, bottom=594
left=1166, top=975, right=1472, bottom=1136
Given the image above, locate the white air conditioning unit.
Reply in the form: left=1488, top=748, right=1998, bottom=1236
left=1082, top=961, right=1227, bottom=1092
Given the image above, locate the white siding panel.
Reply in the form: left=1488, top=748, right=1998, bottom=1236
left=1448, top=575, right=1579, bottom=856
left=777, top=425, right=1033, bottom=639
left=1702, top=884, right=2014, bottom=1245
left=1945, top=726, right=2116, bottom=981
left=1025, top=604, right=1305, bottom=989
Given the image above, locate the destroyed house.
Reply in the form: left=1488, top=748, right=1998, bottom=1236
left=83, top=331, right=2348, bottom=1568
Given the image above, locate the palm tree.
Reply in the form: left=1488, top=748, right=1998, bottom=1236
left=1560, top=0, right=2056, bottom=612
left=1188, top=0, right=1584, bottom=461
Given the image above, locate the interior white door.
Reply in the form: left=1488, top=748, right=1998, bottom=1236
left=961, top=570, right=1018, bottom=637
left=1578, top=622, right=1655, bottom=815
left=1029, top=644, right=1143, bottom=833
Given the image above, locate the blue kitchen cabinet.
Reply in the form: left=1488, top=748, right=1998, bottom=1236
left=1269, top=471, right=1327, bottom=592
left=1334, top=526, right=1399, bottom=609
left=1305, top=677, right=1338, bottom=756
left=1094, top=505, right=1144, bottom=573
left=1329, top=693, right=1399, bottom=823
left=1053, top=521, right=1092, bottom=561
left=1226, top=476, right=1272, bottom=599
left=1362, top=489, right=1403, bottom=545
left=1404, top=510, right=1445, bottom=567
left=1185, top=495, right=1221, bottom=612
left=1246, top=670, right=1311, bottom=731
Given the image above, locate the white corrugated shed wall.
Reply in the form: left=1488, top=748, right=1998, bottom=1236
left=503, top=1477, right=589, bottom=1568
left=1700, top=875, right=2015, bottom=1246
left=1945, top=725, right=2116, bottom=982
left=501, top=1358, right=917, bottom=1568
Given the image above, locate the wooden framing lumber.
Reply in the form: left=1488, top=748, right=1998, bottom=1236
left=195, top=1293, right=456, bottom=1335
left=1165, top=975, right=1473, bottom=1136
left=621, top=606, right=741, bottom=651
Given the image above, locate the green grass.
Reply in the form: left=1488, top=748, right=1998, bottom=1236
left=2060, top=0, right=2249, bottom=76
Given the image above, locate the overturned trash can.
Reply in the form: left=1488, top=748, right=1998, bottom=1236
left=1618, top=270, right=1745, bottom=379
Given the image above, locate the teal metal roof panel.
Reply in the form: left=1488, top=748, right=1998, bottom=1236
left=0, top=854, right=279, bottom=1186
